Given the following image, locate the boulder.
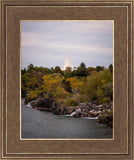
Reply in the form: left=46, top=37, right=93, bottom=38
left=52, top=104, right=76, bottom=115
left=98, top=113, right=113, bottom=127
left=65, top=107, right=75, bottom=114
left=72, top=111, right=82, bottom=118
left=30, top=98, right=54, bottom=111
left=90, top=111, right=102, bottom=117
left=52, top=102, right=62, bottom=114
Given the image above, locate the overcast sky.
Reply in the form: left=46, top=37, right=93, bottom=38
left=21, top=21, right=113, bottom=69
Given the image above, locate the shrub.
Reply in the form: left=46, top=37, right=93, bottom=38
left=77, top=94, right=87, bottom=103
left=25, top=90, right=38, bottom=103
left=101, top=97, right=111, bottom=104
left=63, top=71, right=72, bottom=78
left=64, top=98, right=78, bottom=106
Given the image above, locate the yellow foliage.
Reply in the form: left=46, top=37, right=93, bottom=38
left=28, top=91, right=38, bottom=99
left=43, top=74, right=64, bottom=91
left=101, top=79, right=106, bottom=84
left=54, top=86, right=67, bottom=98
left=66, top=77, right=83, bottom=89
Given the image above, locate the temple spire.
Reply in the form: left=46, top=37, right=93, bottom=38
left=63, top=49, right=73, bottom=70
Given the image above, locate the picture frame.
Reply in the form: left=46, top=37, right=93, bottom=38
left=0, top=0, right=133, bottom=159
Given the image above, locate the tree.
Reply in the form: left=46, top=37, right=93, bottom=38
left=96, top=66, right=104, bottom=72
left=21, top=72, right=39, bottom=91
left=81, top=69, right=113, bottom=103
left=102, top=82, right=113, bottom=99
left=62, top=79, right=72, bottom=93
left=87, top=67, right=96, bottom=76
left=66, top=77, right=83, bottom=92
left=80, top=62, right=86, bottom=69
left=51, top=67, right=54, bottom=73
left=54, top=66, right=62, bottom=73
left=72, top=70, right=77, bottom=77
left=109, top=64, right=113, bottom=73
left=27, top=64, right=34, bottom=72
left=21, top=68, right=26, bottom=75
left=63, top=70, right=72, bottom=78
left=76, top=62, right=87, bottom=76
left=65, top=67, right=72, bottom=71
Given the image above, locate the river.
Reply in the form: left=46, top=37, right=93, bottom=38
left=21, top=99, right=113, bottom=139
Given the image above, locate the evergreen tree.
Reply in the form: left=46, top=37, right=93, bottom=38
left=54, top=66, right=62, bottom=73
left=96, top=66, right=104, bottom=72
left=109, top=64, right=113, bottom=73
left=27, top=64, right=34, bottom=72
left=76, top=62, right=87, bottom=76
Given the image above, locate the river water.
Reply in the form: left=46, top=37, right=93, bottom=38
left=21, top=99, right=113, bottom=139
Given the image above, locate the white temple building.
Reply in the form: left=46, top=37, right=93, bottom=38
left=62, top=50, right=73, bottom=71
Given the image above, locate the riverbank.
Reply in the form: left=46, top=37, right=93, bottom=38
left=25, top=97, right=113, bottom=128
left=22, top=98, right=113, bottom=138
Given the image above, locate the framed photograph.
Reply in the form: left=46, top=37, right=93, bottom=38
left=21, top=20, right=113, bottom=139
left=0, top=0, right=134, bottom=159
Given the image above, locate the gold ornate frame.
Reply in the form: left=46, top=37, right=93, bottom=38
left=0, top=0, right=133, bottom=159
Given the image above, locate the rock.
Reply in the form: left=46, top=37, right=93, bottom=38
left=30, top=98, right=54, bottom=111
left=72, top=111, right=82, bottom=118
left=28, top=97, right=113, bottom=125
left=108, top=121, right=113, bottom=128
left=98, top=112, right=113, bottom=127
left=52, top=104, right=76, bottom=115
left=65, top=107, right=75, bottom=114
left=52, top=102, right=62, bottom=114
left=24, top=102, right=28, bottom=105
left=106, top=114, right=113, bottom=121
left=90, top=111, right=102, bottom=117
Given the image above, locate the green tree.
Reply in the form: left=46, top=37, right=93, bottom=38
left=102, top=82, right=113, bottom=99
left=63, top=70, right=72, bottom=78
left=96, top=66, right=104, bottom=72
left=80, top=62, right=86, bottom=68
left=80, top=69, right=113, bottom=103
left=76, top=62, right=87, bottom=76
left=109, top=64, right=113, bottom=73
left=72, top=69, right=77, bottom=77
left=21, top=72, right=39, bottom=91
left=51, top=67, right=54, bottom=73
left=62, top=79, right=72, bottom=93
left=27, top=64, right=34, bottom=72
left=54, top=66, right=62, bottom=73
left=21, top=68, right=26, bottom=75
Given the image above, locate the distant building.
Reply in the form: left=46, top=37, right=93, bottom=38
left=62, top=50, right=73, bottom=71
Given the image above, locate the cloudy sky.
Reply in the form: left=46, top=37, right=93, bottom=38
left=21, top=21, right=113, bottom=69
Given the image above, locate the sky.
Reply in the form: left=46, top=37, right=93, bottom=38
left=21, top=21, right=113, bottom=69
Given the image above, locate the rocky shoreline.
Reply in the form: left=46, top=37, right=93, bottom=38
left=25, top=98, right=113, bottom=128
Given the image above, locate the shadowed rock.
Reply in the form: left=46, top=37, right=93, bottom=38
left=30, top=98, right=54, bottom=111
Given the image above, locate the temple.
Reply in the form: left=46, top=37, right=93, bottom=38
left=62, top=50, right=73, bottom=71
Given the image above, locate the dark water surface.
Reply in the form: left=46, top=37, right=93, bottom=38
left=21, top=99, right=113, bottom=139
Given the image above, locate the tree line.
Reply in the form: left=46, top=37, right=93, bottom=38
left=21, top=63, right=113, bottom=105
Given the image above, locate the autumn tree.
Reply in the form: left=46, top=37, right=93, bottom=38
left=87, top=67, right=96, bottom=76
left=21, top=73, right=39, bottom=91
left=66, top=77, right=83, bottom=93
